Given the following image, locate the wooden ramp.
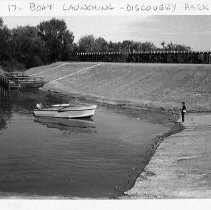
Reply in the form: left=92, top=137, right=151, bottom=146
left=0, top=71, right=47, bottom=90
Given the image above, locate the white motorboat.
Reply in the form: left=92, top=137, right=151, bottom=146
left=34, top=103, right=97, bottom=119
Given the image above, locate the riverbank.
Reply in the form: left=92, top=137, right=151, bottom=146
left=26, top=62, right=211, bottom=198
left=27, top=62, right=210, bottom=112
left=123, top=113, right=211, bottom=198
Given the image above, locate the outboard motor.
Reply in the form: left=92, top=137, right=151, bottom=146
left=36, top=103, right=42, bottom=109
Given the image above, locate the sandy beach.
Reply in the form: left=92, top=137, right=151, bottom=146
left=26, top=62, right=211, bottom=198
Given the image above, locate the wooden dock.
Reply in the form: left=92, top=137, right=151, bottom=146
left=0, top=73, right=19, bottom=90
left=0, top=71, right=47, bottom=90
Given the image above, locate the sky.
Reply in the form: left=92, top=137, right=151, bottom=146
left=2, top=15, right=211, bottom=50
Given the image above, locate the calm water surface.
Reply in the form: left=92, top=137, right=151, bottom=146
left=0, top=89, right=169, bottom=198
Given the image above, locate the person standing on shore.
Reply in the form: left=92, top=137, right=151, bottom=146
left=181, top=102, right=186, bottom=122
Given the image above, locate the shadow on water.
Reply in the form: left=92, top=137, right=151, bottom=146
left=34, top=117, right=96, bottom=134
left=0, top=87, right=73, bottom=114
left=0, top=88, right=13, bottom=130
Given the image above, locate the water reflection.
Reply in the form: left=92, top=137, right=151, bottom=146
left=0, top=88, right=12, bottom=111
left=0, top=87, right=70, bottom=119
left=0, top=88, right=13, bottom=130
left=34, top=117, right=96, bottom=134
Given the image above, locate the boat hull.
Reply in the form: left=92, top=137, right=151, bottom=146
left=34, top=105, right=97, bottom=119
left=19, top=80, right=47, bottom=89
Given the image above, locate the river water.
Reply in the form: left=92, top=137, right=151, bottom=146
left=0, top=88, right=170, bottom=198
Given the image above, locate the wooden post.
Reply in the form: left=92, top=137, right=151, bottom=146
left=8, top=80, right=10, bottom=90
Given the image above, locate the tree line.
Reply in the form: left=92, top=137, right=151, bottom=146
left=0, top=17, right=191, bottom=71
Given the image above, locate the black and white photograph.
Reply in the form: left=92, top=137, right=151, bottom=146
left=0, top=0, right=210, bottom=209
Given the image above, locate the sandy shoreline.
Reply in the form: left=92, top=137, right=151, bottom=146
left=123, top=113, right=211, bottom=198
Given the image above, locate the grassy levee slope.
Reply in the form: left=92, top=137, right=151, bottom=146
left=27, top=62, right=211, bottom=112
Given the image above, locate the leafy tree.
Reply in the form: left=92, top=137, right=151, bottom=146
left=161, top=41, right=166, bottom=49
left=0, top=18, right=3, bottom=27
left=77, top=37, right=158, bottom=53
left=131, top=42, right=142, bottom=52
left=166, top=42, right=175, bottom=51
left=140, top=42, right=157, bottom=51
left=121, top=40, right=134, bottom=52
left=37, top=18, right=74, bottom=62
left=166, top=42, right=191, bottom=51
left=108, top=41, right=121, bottom=52
left=11, top=26, right=45, bottom=68
left=78, top=35, right=96, bottom=52
left=173, top=44, right=191, bottom=51
left=0, top=18, right=12, bottom=61
left=94, top=37, right=108, bottom=52
left=60, top=30, right=75, bottom=60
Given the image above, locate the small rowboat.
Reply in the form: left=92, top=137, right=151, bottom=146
left=34, top=104, right=97, bottom=119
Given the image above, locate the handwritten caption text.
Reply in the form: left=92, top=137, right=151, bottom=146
left=1, top=0, right=211, bottom=16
